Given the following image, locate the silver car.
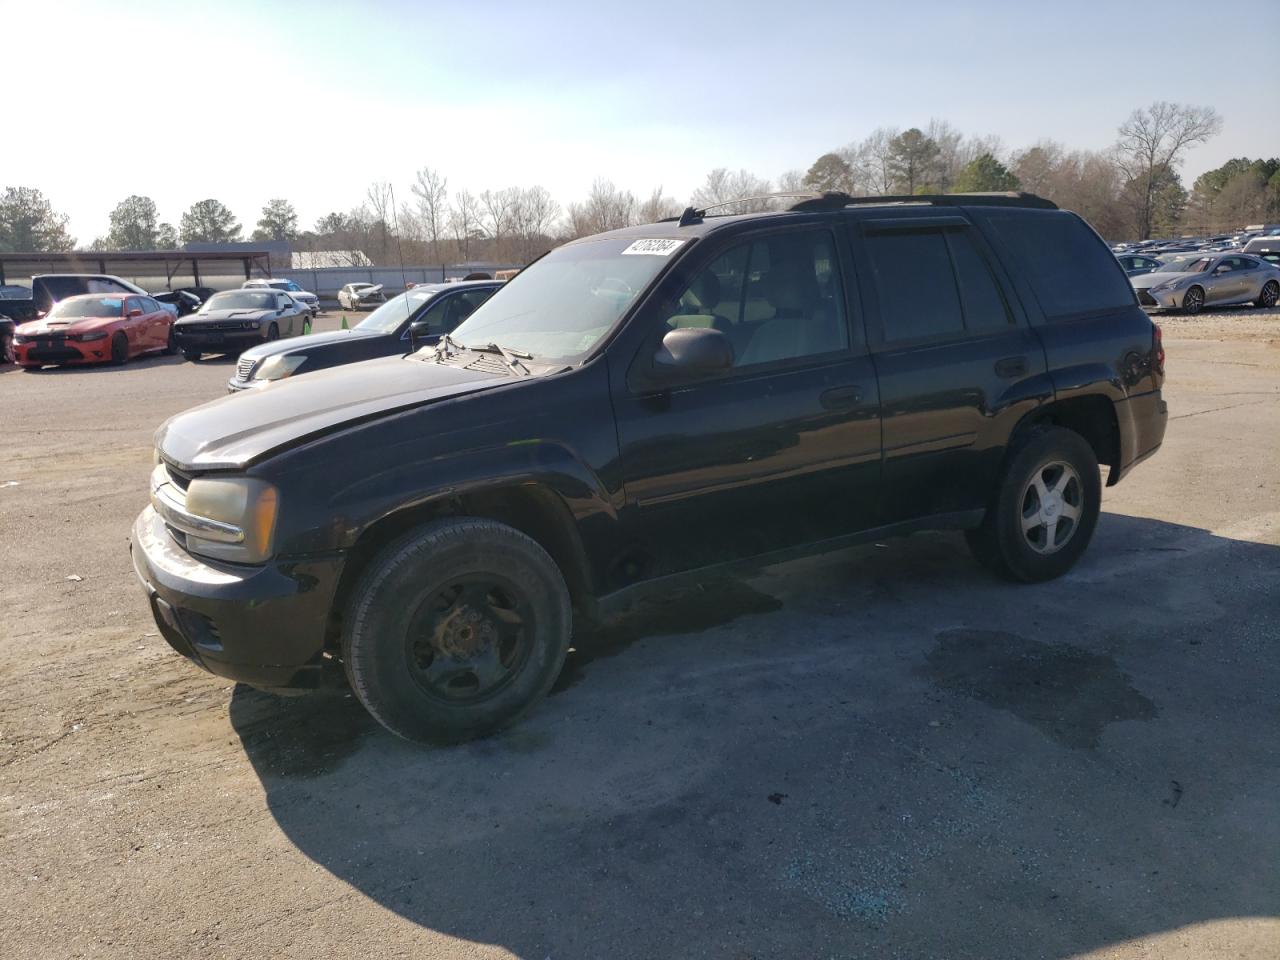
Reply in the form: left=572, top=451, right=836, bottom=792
left=1131, top=254, right=1280, bottom=314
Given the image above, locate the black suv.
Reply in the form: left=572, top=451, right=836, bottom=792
left=131, top=192, right=1167, bottom=743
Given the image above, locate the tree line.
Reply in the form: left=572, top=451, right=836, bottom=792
left=2, top=102, right=1276, bottom=263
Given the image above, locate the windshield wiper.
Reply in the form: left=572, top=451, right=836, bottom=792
left=432, top=333, right=462, bottom=362
left=471, top=342, right=533, bottom=376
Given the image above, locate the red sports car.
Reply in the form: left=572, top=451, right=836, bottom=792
left=14, top=293, right=175, bottom=369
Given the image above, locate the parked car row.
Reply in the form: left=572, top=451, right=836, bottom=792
left=3, top=273, right=328, bottom=370
left=1129, top=253, right=1280, bottom=314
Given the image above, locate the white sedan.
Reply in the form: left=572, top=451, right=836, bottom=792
left=337, top=283, right=387, bottom=311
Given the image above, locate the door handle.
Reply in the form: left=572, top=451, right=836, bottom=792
left=820, top=385, right=863, bottom=409
left=994, top=356, right=1027, bottom=378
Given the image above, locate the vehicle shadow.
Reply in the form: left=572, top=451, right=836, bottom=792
left=229, top=513, right=1280, bottom=958
left=16, top=353, right=190, bottom=374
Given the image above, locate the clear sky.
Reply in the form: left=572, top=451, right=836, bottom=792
left=3, top=0, right=1276, bottom=241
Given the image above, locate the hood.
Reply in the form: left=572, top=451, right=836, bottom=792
left=353, top=284, right=384, bottom=297
left=1131, top=270, right=1198, bottom=290
left=16, top=316, right=116, bottom=335
left=179, top=308, right=275, bottom=324
left=157, top=354, right=508, bottom=470
left=239, top=327, right=379, bottom=363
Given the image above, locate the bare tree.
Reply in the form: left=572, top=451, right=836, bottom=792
left=364, top=181, right=395, bottom=262
left=509, top=186, right=560, bottom=263
left=449, top=189, right=481, bottom=261
left=410, top=166, right=448, bottom=263
left=690, top=168, right=773, bottom=212
left=774, top=169, right=807, bottom=194
left=1114, top=102, right=1222, bottom=239
left=846, top=127, right=899, bottom=195
left=636, top=187, right=681, bottom=223
left=1012, top=140, right=1065, bottom=195
left=567, top=179, right=636, bottom=238
left=479, top=187, right=519, bottom=257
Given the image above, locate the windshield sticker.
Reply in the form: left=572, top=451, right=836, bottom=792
left=621, top=238, right=686, bottom=257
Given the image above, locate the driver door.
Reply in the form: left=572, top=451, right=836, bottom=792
left=608, top=225, right=882, bottom=586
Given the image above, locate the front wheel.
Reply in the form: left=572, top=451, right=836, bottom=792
left=1256, top=280, right=1279, bottom=309
left=110, top=331, right=129, bottom=365
left=162, top=325, right=177, bottom=355
left=965, top=426, right=1101, bottom=583
left=182, top=349, right=201, bottom=362
left=1182, top=285, right=1205, bottom=315
left=342, top=518, right=572, bottom=743
left=266, top=322, right=279, bottom=341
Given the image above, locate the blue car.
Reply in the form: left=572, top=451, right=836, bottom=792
left=227, top=279, right=501, bottom=391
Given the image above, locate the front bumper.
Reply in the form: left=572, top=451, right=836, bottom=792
left=15, top=339, right=107, bottom=364
left=1137, top=287, right=1183, bottom=309
left=175, top=328, right=266, bottom=350
left=130, top=505, right=345, bottom=689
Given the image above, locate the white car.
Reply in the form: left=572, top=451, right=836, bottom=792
left=242, top=278, right=320, bottom=318
left=337, top=282, right=387, bottom=311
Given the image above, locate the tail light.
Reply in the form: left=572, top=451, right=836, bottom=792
left=1152, top=322, right=1165, bottom=376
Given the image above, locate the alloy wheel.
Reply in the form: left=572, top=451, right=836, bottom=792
left=1019, top=460, right=1083, bottom=555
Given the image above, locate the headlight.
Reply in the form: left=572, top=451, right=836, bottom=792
left=182, top=476, right=279, bottom=564
left=254, top=354, right=306, bottom=381
left=242, top=319, right=262, bottom=330
left=73, top=331, right=108, bottom=342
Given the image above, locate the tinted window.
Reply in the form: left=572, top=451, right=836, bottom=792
left=947, top=230, right=1011, bottom=331
left=42, top=277, right=91, bottom=300
left=658, top=229, right=848, bottom=368
left=985, top=211, right=1135, bottom=320
left=865, top=230, right=964, bottom=342
left=124, top=297, right=143, bottom=314
left=88, top=278, right=130, bottom=294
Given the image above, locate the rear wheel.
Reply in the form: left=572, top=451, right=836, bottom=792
left=1256, top=280, right=1279, bottom=309
left=342, top=517, right=572, bottom=744
left=1182, top=285, right=1205, bottom=315
left=110, top=331, right=129, bottom=365
left=965, top=426, right=1101, bottom=582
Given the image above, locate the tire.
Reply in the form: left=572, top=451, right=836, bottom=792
left=342, top=517, right=572, bottom=744
left=267, top=322, right=279, bottom=341
left=1256, top=280, right=1279, bottom=309
left=162, top=325, right=177, bottom=356
left=110, top=331, right=129, bottom=365
left=182, top=349, right=201, bottom=362
left=1182, top=285, right=1205, bottom=315
left=20, top=364, right=41, bottom=372
left=965, top=426, right=1102, bottom=583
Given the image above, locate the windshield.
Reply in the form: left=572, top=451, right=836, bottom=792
left=356, top=288, right=440, bottom=334
left=203, top=291, right=277, bottom=311
left=47, top=297, right=123, bottom=318
left=1181, top=258, right=1214, bottom=274
left=446, top=237, right=684, bottom=362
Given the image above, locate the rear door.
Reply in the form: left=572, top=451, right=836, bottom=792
left=610, top=223, right=882, bottom=581
left=850, top=214, right=1049, bottom=524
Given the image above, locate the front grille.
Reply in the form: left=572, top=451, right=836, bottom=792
left=28, top=346, right=83, bottom=361
left=236, top=356, right=256, bottom=381
left=164, top=461, right=194, bottom=493
left=1137, top=290, right=1158, bottom=306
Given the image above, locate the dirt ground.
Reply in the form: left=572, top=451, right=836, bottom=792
left=2, top=307, right=1278, bottom=959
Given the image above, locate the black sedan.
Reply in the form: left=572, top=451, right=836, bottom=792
left=227, top=280, right=500, bottom=391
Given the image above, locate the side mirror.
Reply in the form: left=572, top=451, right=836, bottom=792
left=652, top=327, right=734, bottom=379
left=408, top=320, right=434, bottom=351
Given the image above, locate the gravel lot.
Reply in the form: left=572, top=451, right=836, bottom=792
left=2, top=307, right=1278, bottom=959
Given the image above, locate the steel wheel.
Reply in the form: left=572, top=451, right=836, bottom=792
left=1258, top=281, right=1279, bottom=309
left=1019, top=460, right=1083, bottom=555
left=1182, top=286, right=1205, bottom=315
left=405, top=577, right=534, bottom=704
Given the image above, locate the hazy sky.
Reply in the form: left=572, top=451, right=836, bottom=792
left=3, top=0, right=1276, bottom=241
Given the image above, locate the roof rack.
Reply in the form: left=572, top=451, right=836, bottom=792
left=789, top=191, right=1058, bottom=212
left=662, top=190, right=1058, bottom=228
